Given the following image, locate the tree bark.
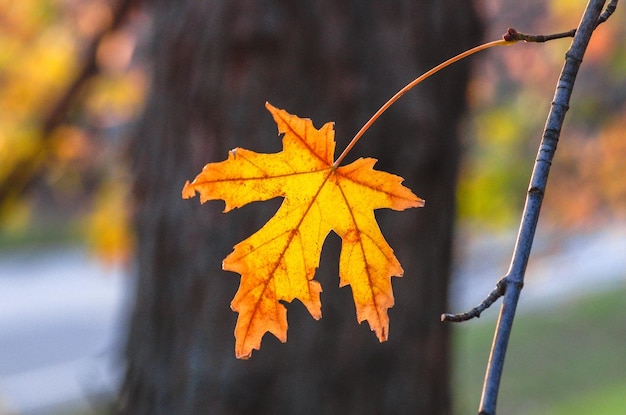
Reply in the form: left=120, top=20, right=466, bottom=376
left=118, top=1, right=481, bottom=414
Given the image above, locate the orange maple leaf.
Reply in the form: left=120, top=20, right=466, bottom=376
left=183, top=102, right=424, bottom=358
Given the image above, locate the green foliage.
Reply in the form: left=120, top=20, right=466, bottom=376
left=550, top=381, right=626, bottom=415
left=453, top=286, right=626, bottom=414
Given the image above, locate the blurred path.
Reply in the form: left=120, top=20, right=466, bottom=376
left=0, top=248, right=130, bottom=415
left=451, top=222, right=626, bottom=312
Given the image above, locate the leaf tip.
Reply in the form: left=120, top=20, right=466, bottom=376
left=376, top=326, right=388, bottom=343
left=182, top=180, right=196, bottom=199
left=235, top=345, right=254, bottom=360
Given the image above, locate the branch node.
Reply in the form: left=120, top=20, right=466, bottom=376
left=596, top=0, right=617, bottom=27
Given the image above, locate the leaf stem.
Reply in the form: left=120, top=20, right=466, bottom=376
left=333, top=38, right=513, bottom=168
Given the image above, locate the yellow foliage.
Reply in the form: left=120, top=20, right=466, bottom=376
left=84, top=180, right=134, bottom=265
left=1, top=28, right=78, bottom=119
left=184, top=103, right=423, bottom=358
left=0, top=0, right=143, bottom=266
left=85, top=69, right=146, bottom=125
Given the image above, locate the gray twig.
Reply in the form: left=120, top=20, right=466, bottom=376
left=597, top=0, right=618, bottom=26
left=442, top=0, right=619, bottom=326
left=501, top=0, right=617, bottom=42
left=441, top=278, right=507, bottom=323
left=477, top=1, right=610, bottom=414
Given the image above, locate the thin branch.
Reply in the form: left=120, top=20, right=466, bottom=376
left=503, top=27, right=576, bottom=43
left=477, top=1, right=609, bottom=414
left=502, top=0, right=617, bottom=43
left=441, top=278, right=507, bottom=323
left=441, top=0, right=619, bottom=324
left=597, top=0, right=618, bottom=26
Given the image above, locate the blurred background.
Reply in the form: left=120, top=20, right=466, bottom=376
left=0, top=0, right=624, bottom=414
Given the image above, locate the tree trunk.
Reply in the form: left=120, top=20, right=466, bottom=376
left=118, top=1, right=481, bottom=414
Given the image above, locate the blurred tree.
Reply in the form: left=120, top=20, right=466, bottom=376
left=0, top=0, right=142, bottom=259
left=119, top=0, right=480, bottom=415
left=458, top=0, right=626, bottom=228
left=117, top=1, right=482, bottom=414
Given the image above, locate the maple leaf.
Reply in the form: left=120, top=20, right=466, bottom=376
left=183, top=103, right=424, bottom=358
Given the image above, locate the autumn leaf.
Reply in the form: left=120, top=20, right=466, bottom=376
left=183, top=102, right=424, bottom=359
